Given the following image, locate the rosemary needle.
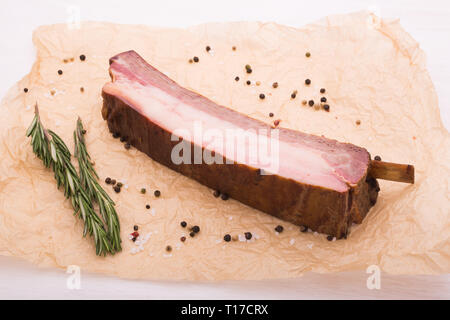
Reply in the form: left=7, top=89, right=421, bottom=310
left=26, top=105, right=115, bottom=256
left=74, top=118, right=122, bottom=253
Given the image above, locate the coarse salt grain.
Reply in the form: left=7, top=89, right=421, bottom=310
left=307, top=243, right=314, bottom=249
left=25, top=105, right=31, bottom=110
left=289, top=239, right=295, bottom=245
left=163, top=253, right=172, bottom=258
left=228, top=216, right=233, bottom=221
left=238, top=234, right=246, bottom=242
left=150, top=208, right=156, bottom=216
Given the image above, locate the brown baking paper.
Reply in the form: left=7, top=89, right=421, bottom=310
left=0, top=11, right=449, bottom=280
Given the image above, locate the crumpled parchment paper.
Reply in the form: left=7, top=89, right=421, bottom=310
left=0, top=11, right=448, bottom=280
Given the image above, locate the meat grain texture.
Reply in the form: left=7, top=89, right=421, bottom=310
left=0, top=11, right=448, bottom=280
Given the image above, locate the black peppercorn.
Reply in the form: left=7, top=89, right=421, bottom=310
left=323, top=104, right=330, bottom=112
left=191, top=225, right=200, bottom=233
left=105, top=177, right=112, bottom=184
left=80, top=54, right=86, bottom=61
left=193, top=56, right=199, bottom=63
left=166, top=245, right=172, bottom=252
left=146, top=204, right=150, bottom=209
left=120, top=136, right=127, bottom=142
left=221, top=193, right=229, bottom=200
left=113, top=186, right=121, bottom=193
left=308, top=100, right=314, bottom=107
left=269, top=112, right=274, bottom=117
left=81, top=129, right=87, bottom=135
left=124, top=143, right=131, bottom=150
left=291, top=92, right=296, bottom=99
left=180, top=221, right=187, bottom=228
left=112, top=132, right=120, bottom=138
left=320, top=88, right=326, bottom=94
left=327, top=235, right=334, bottom=241
left=134, top=225, right=139, bottom=231
left=321, top=97, right=327, bottom=103
left=275, top=225, right=284, bottom=233
left=58, top=70, right=63, bottom=75
left=189, top=231, right=196, bottom=238
left=300, top=225, right=308, bottom=233
left=305, top=79, right=311, bottom=85
left=259, top=93, right=265, bottom=100
left=273, top=120, right=280, bottom=126
left=244, top=232, right=252, bottom=240
left=224, top=234, right=231, bottom=242
left=24, top=88, right=28, bottom=93
left=154, top=190, right=161, bottom=197
left=213, top=190, right=221, bottom=198
left=206, top=46, right=211, bottom=52
left=180, top=236, right=186, bottom=242
left=374, top=155, right=382, bottom=161
left=111, top=179, right=116, bottom=185
left=272, top=82, right=278, bottom=88
left=116, top=182, right=123, bottom=188
left=246, top=80, right=251, bottom=85
left=235, top=76, right=239, bottom=81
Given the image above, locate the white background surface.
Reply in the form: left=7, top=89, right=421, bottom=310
left=0, top=0, right=448, bottom=299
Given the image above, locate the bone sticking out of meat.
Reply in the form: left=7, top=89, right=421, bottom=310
left=369, top=160, right=415, bottom=184
left=101, top=50, right=411, bottom=239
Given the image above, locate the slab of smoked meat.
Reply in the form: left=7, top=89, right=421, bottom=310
left=102, top=50, right=379, bottom=238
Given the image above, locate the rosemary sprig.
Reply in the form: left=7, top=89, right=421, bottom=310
left=74, top=118, right=122, bottom=253
left=26, top=105, right=114, bottom=256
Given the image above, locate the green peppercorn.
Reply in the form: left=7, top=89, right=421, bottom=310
left=141, top=188, right=146, bottom=194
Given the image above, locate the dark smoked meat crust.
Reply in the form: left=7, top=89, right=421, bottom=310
left=102, top=92, right=379, bottom=238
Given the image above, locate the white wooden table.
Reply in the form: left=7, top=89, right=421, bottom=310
left=0, top=0, right=448, bottom=299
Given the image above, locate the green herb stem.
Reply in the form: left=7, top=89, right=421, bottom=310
left=26, top=105, right=116, bottom=256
